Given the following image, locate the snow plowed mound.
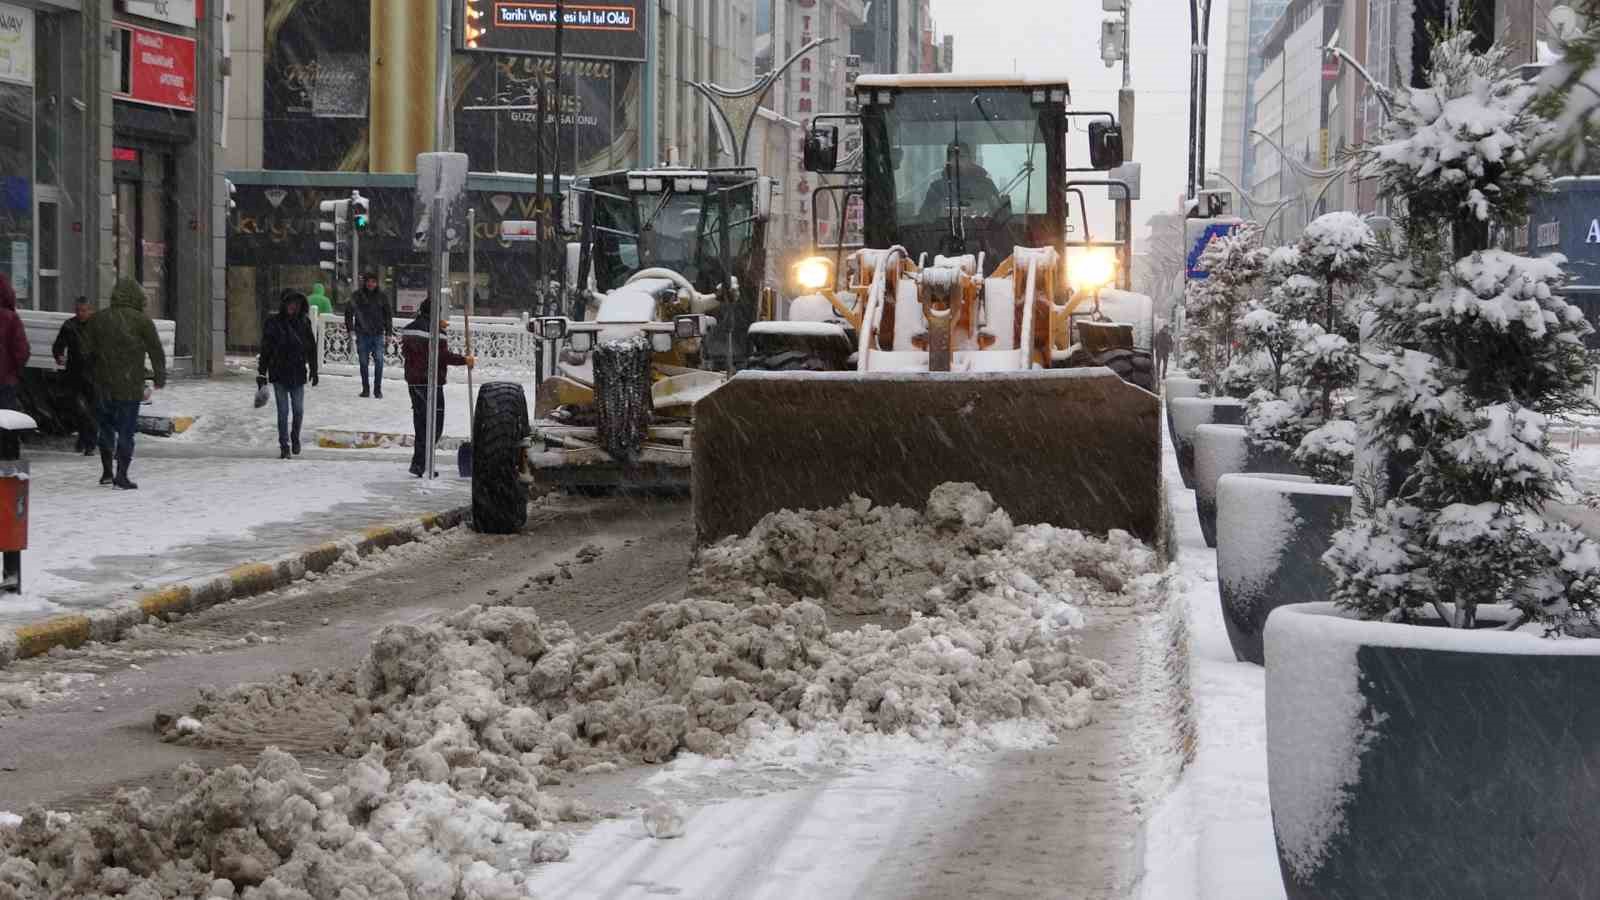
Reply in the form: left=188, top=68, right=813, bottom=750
left=0, top=484, right=1165, bottom=897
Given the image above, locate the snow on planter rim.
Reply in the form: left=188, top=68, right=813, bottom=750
left=1194, top=424, right=1248, bottom=503
left=1216, top=473, right=1328, bottom=599
left=1264, top=601, right=1600, bottom=882
left=1169, top=396, right=1244, bottom=442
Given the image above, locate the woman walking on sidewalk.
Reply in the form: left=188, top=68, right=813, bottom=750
left=258, top=290, right=319, bottom=459
left=88, top=278, right=165, bottom=489
left=400, top=299, right=474, bottom=477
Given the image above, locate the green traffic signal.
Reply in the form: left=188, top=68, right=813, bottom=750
left=353, top=212, right=369, bottom=230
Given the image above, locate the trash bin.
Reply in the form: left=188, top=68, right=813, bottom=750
left=0, top=410, right=38, bottom=593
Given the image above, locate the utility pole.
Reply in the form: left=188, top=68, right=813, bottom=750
left=552, top=0, right=567, bottom=312
left=425, top=0, right=453, bottom=481
left=1104, top=0, right=1134, bottom=290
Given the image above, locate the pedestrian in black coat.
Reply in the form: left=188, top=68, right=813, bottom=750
left=52, top=297, right=97, bottom=454
left=258, top=291, right=319, bottom=459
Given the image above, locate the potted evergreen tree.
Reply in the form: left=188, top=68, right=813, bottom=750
left=1211, top=216, right=1370, bottom=651
left=1265, top=34, right=1600, bottom=899
left=1173, top=224, right=1264, bottom=488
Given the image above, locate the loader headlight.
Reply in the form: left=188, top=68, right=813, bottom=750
left=792, top=256, right=833, bottom=292
left=649, top=330, right=674, bottom=353
left=1067, top=248, right=1118, bottom=292
left=674, top=314, right=702, bottom=339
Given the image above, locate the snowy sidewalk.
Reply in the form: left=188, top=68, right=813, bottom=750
left=1138, top=427, right=1284, bottom=898
left=0, top=448, right=467, bottom=627
left=143, top=363, right=532, bottom=451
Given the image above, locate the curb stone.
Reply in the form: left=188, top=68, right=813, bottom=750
left=0, top=506, right=469, bottom=669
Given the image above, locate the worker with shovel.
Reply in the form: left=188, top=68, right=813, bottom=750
left=400, top=298, right=474, bottom=478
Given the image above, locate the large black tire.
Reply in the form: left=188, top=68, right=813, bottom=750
left=745, top=349, right=832, bottom=371
left=471, top=382, right=530, bottom=534
left=1090, top=348, right=1157, bottom=393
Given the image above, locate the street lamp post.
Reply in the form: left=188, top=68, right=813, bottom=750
left=1188, top=0, right=1213, bottom=198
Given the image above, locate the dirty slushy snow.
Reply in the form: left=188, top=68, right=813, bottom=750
left=0, top=483, right=1163, bottom=896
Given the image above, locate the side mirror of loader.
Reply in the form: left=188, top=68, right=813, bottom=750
left=804, top=126, right=839, bottom=173
left=1089, top=120, right=1125, bottom=171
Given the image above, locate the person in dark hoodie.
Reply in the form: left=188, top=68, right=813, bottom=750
left=346, top=271, right=392, bottom=398
left=87, top=278, right=165, bottom=489
left=0, top=275, right=31, bottom=412
left=52, top=296, right=97, bottom=454
left=258, top=290, right=319, bottom=459
left=400, top=298, right=473, bottom=477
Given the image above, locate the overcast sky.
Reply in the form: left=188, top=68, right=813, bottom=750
left=928, top=0, right=1230, bottom=239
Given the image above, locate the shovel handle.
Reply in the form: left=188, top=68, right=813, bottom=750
left=465, top=308, right=475, bottom=433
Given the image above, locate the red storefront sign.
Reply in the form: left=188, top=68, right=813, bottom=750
left=115, top=21, right=196, bottom=111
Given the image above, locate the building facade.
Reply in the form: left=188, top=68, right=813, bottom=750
left=1218, top=0, right=1291, bottom=202
left=3, top=0, right=227, bottom=371
left=1250, top=0, right=1340, bottom=241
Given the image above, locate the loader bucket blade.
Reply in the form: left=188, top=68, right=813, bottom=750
left=693, top=369, right=1161, bottom=545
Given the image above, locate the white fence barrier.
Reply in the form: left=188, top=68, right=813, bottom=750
left=316, top=312, right=545, bottom=378
left=21, top=310, right=178, bottom=371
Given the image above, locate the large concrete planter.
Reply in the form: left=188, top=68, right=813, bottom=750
left=1266, top=603, right=1600, bottom=899
left=1194, top=428, right=1309, bottom=548
left=1194, top=424, right=1248, bottom=547
left=1164, top=376, right=1207, bottom=459
left=1170, top=397, right=1244, bottom=490
left=1217, top=475, right=1350, bottom=664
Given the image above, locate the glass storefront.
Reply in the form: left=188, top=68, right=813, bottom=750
left=0, top=3, right=67, bottom=311
left=0, top=1, right=33, bottom=304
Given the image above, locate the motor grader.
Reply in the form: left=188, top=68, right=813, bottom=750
left=470, top=167, right=772, bottom=533
left=693, top=73, right=1162, bottom=544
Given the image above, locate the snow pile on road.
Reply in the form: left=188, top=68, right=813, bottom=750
left=49, top=483, right=1162, bottom=893
left=692, top=482, right=1159, bottom=615
left=0, top=747, right=557, bottom=899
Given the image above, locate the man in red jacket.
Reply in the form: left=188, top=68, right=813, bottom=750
left=400, top=299, right=474, bottom=477
left=0, top=275, right=33, bottom=411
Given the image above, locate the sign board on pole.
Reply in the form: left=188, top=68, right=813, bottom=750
left=413, top=152, right=471, bottom=251
left=459, top=0, right=647, bottom=62
left=1185, top=218, right=1242, bottom=281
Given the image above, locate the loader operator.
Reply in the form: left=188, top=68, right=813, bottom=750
left=920, top=141, right=1005, bottom=221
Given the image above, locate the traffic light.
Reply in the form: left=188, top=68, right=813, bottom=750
left=351, top=191, right=369, bottom=231
left=318, top=197, right=351, bottom=284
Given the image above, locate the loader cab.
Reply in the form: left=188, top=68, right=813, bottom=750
left=804, top=76, right=1125, bottom=279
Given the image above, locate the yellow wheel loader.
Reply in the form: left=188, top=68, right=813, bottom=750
left=694, top=74, right=1162, bottom=544
left=471, top=168, right=773, bottom=532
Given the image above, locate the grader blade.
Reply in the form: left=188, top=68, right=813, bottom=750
left=692, top=369, right=1161, bottom=544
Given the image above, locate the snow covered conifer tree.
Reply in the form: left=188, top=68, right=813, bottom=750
left=1240, top=214, right=1371, bottom=481
left=1182, top=222, right=1266, bottom=394
left=1327, top=33, right=1600, bottom=631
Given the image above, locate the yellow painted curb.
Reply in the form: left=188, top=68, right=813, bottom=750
left=304, top=541, right=344, bottom=571
left=171, top=416, right=196, bottom=434
left=13, top=615, right=91, bottom=658
left=226, top=562, right=278, bottom=595
left=138, top=585, right=193, bottom=618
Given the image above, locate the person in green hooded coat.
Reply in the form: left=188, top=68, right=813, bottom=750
left=305, top=283, right=333, bottom=316
left=86, top=278, right=166, bottom=490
